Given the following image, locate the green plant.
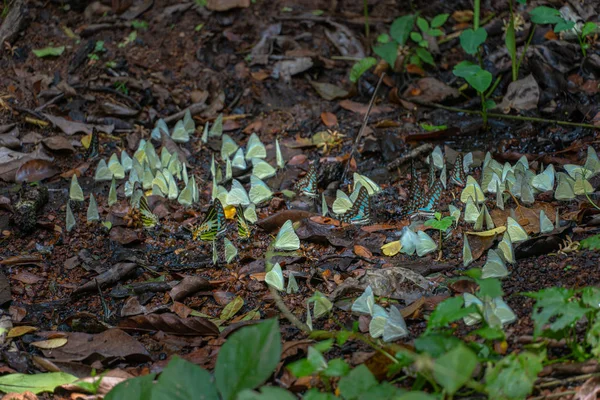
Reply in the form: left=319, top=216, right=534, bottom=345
left=424, top=212, right=454, bottom=256
left=529, top=6, right=597, bottom=57
left=73, top=370, right=106, bottom=395
left=118, top=31, right=137, bottom=48
left=87, top=40, right=106, bottom=62
left=130, top=20, right=148, bottom=30
left=453, top=61, right=495, bottom=126
left=1, top=0, right=9, bottom=19
left=372, top=13, right=448, bottom=72
left=526, top=287, right=600, bottom=361
left=114, top=81, right=128, bottom=95
left=106, top=319, right=283, bottom=400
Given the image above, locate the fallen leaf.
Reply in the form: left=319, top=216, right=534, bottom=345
left=402, top=77, right=460, bottom=103
left=7, top=326, right=38, bottom=338
left=353, top=245, right=373, bottom=258
left=321, top=112, right=338, bottom=127
left=73, top=262, right=138, bottom=294
left=40, top=329, right=151, bottom=363
left=15, top=160, right=60, bottom=183
left=169, top=276, right=211, bottom=302
left=339, top=100, right=394, bottom=115
left=310, top=81, right=349, bottom=101
left=257, top=210, right=315, bottom=232
left=0, top=254, right=44, bottom=267
left=42, top=114, right=113, bottom=136
left=31, top=338, right=68, bottom=349
left=206, top=0, right=250, bottom=11
left=42, top=136, right=75, bottom=152
left=12, top=272, right=44, bottom=284
left=119, top=313, right=220, bottom=336
left=497, top=74, right=540, bottom=113
left=0, top=373, right=77, bottom=395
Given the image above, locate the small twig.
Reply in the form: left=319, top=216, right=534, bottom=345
left=85, top=85, right=142, bottom=110
left=528, top=391, right=577, bottom=400
left=403, top=97, right=600, bottom=130
left=318, top=254, right=378, bottom=264
left=269, top=286, right=311, bottom=334
left=536, top=372, right=600, bottom=389
left=35, top=93, right=65, bottom=112
left=95, top=278, right=112, bottom=321
left=164, top=102, right=209, bottom=124
left=386, top=143, right=434, bottom=171
left=341, top=72, right=385, bottom=183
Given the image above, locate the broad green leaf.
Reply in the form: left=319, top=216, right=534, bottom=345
left=33, top=46, right=65, bottom=58
left=582, top=287, right=600, bottom=309
left=485, top=352, right=544, bottom=400
left=215, top=319, right=281, bottom=400
left=453, top=61, right=492, bottom=93
left=0, top=372, right=77, bottom=394
left=430, top=13, right=449, bottom=28
left=414, top=333, right=463, bottom=358
left=433, top=344, right=478, bottom=394
left=390, top=15, right=416, bottom=45
left=582, top=22, right=597, bottom=37
left=587, top=317, right=600, bottom=357
left=410, top=32, right=423, bottom=43
left=554, top=20, right=575, bottom=33
left=337, top=365, right=377, bottom=400
left=397, top=393, right=438, bottom=400
left=416, top=17, right=429, bottom=33
left=459, top=28, right=487, bottom=55
left=427, top=28, right=444, bottom=37
left=105, top=374, right=156, bottom=400
left=153, top=357, right=218, bottom=400
left=304, top=389, right=338, bottom=400
left=426, top=296, right=478, bottom=332
left=526, top=287, right=585, bottom=336
left=373, top=41, right=398, bottom=67
left=350, top=57, right=377, bottom=83
left=323, top=358, right=350, bottom=377
left=237, top=387, right=296, bottom=400
left=529, top=6, right=562, bottom=24
left=476, top=277, right=504, bottom=299
left=415, top=48, right=434, bottom=66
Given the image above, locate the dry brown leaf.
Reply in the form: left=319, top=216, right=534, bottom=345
left=7, top=326, right=37, bottom=338
left=354, top=244, right=373, bottom=258
left=31, top=338, right=68, bottom=349
left=321, top=112, right=338, bottom=127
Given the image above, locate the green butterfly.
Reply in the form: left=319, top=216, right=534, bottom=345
left=193, top=199, right=227, bottom=241
left=274, top=220, right=300, bottom=251
left=236, top=205, right=251, bottom=240
left=138, top=195, right=159, bottom=229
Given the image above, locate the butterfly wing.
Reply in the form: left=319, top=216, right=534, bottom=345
left=294, top=163, right=318, bottom=198
left=84, top=128, right=100, bottom=160
left=138, top=195, right=159, bottom=229
left=236, top=205, right=251, bottom=239
left=339, top=186, right=371, bottom=225
left=195, top=199, right=227, bottom=241
left=450, top=154, right=466, bottom=187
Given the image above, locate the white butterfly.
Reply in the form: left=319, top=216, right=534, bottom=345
left=87, top=194, right=100, bottom=222
left=69, top=174, right=84, bottom=202
left=482, top=249, right=508, bottom=279
left=274, top=220, right=300, bottom=251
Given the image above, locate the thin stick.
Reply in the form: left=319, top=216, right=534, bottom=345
left=342, top=73, right=385, bottom=182
left=403, top=97, right=600, bottom=130
left=269, top=286, right=311, bottom=333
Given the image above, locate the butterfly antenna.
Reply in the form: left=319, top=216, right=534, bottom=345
left=341, top=72, right=385, bottom=183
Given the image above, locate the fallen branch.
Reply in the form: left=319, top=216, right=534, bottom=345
left=269, top=286, right=310, bottom=334
left=386, top=143, right=433, bottom=171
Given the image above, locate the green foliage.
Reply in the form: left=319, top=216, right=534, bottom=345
left=529, top=6, right=562, bottom=25
left=420, top=123, right=447, bottom=131
left=337, top=365, right=378, bottom=400
left=131, top=20, right=149, bottom=30
left=484, top=352, right=543, bottom=400
left=581, top=233, right=600, bottom=250
left=426, top=296, right=477, bottom=332
left=32, top=45, right=65, bottom=58
left=424, top=212, right=454, bottom=231
left=453, top=61, right=492, bottom=93
left=350, top=57, right=377, bottom=83
left=215, top=319, right=282, bottom=400
left=372, top=13, right=447, bottom=70
left=459, top=28, right=487, bottom=55
left=433, top=344, right=478, bottom=395
left=0, top=372, right=78, bottom=394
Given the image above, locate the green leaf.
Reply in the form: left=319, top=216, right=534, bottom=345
left=373, top=42, right=398, bottom=67
left=358, top=382, right=405, bottom=399
left=476, top=277, right=504, bottom=299
left=323, top=358, right=351, bottom=377
left=106, top=374, right=156, bottom=400
left=529, top=6, right=562, bottom=24
left=287, top=359, right=317, bottom=378
left=526, top=288, right=586, bottom=336
left=453, top=61, right=492, bottom=93
left=415, top=48, right=434, bottom=66
left=410, top=31, right=423, bottom=43
left=153, top=357, right=218, bottom=400
left=215, top=319, right=281, bottom=400
left=426, top=296, right=479, bottom=332
left=336, top=330, right=352, bottom=346
left=582, top=22, right=597, bottom=37
left=337, top=365, right=378, bottom=400
left=554, top=20, right=575, bottom=33
left=416, top=17, right=429, bottom=33
left=350, top=57, right=377, bottom=83
left=390, top=15, right=416, bottom=45
left=0, top=372, right=78, bottom=394
left=237, top=387, right=296, bottom=400
left=415, top=333, right=464, bottom=358
left=485, top=352, right=544, bottom=400
left=582, top=287, right=600, bottom=309
left=433, top=344, right=478, bottom=394
left=33, top=46, right=66, bottom=58
left=427, top=28, right=444, bottom=37
left=581, top=234, right=600, bottom=250
left=313, top=339, right=334, bottom=353
left=586, top=317, right=600, bottom=357
left=420, top=123, right=447, bottom=131
left=398, top=393, right=438, bottom=400
left=473, top=326, right=506, bottom=340
left=304, top=389, right=338, bottom=400
left=484, top=99, right=496, bottom=110
left=430, top=13, right=449, bottom=28
left=377, top=33, right=390, bottom=43
left=459, top=28, right=487, bottom=55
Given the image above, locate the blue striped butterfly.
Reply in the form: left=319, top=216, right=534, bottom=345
left=400, top=161, right=424, bottom=218
left=428, top=156, right=436, bottom=187
left=193, top=199, right=227, bottom=241
left=294, top=163, right=318, bottom=198
left=450, top=153, right=466, bottom=187
left=339, top=186, right=371, bottom=225
left=417, top=179, right=443, bottom=216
